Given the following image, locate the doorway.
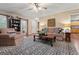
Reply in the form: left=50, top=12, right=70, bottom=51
left=21, top=20, right=28, bottom=35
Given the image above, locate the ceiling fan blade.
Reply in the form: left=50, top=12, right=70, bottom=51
left=43, top=7, right=47, bottom=9
left=34, top=3, right=40, bottom=8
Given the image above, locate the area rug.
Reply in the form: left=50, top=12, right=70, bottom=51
left=0, top=36, right=78, bottom=55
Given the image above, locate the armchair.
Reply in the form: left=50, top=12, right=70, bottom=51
left=47, top=27, right=64, bottom=41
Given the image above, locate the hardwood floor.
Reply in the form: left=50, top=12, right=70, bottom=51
left=0, top=36, right=78, bottom=55
left=71, top=34, right=79, bottom=54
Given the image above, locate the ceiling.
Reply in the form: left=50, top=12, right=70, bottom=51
left=0, top=3, right=79, bottom=18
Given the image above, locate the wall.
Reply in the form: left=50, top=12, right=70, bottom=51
left=31, top=20, right=38, bottom=34
left=39, top=11, right=72, bottom=30
left=0, top=11, right=32, bottom=35
left=0, top=9, right=79, bottom=35
left=21, top=20, right=27, bottom=33
left=0, top=10, right=73, bottom=35
left=28, top=9, right=79, bottom=34
left=13, top=9, right=79, bottom=34
left=28, top=19, right=32, bottom=35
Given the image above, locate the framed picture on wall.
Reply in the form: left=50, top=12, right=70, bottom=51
left=47, top=18, right=55, bottom=27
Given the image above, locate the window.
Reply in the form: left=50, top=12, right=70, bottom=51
left=0, top=15, right=7, bottom=28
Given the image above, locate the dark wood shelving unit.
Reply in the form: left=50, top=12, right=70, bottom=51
left=12, top=19, right=21, bottom=31
left=8, top=18, right=21, bottom=32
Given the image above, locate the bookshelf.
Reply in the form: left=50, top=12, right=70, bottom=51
left=8, top=18, right=21, bottom=32
left=12, top=19, right=20, bottom=31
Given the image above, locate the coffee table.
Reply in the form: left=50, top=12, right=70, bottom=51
left=33, top=34, right=56, bottom=46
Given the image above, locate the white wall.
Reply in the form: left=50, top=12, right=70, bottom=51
left=32, top=20, right=38, bottom=34
left=21, top=20, right=27, bottom=33
left=0, top=11, right=32, bottom=35
left=39, top=11, right=71, bottom=30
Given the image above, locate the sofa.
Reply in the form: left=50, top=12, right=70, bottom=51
left=0, top=28, right=24, bottom=46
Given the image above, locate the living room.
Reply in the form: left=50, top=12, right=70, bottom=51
left=0, top=3, right=79, bottom=55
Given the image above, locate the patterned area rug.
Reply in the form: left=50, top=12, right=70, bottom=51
left=0, top=36, right=78, bottom=55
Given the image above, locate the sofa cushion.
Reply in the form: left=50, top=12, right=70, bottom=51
left=48, top=27, right=59, bottom=33
left=0, top=28, right=16, bottom=34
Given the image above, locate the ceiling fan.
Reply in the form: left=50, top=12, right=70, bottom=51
left=28, top=3, right=47, bottom=11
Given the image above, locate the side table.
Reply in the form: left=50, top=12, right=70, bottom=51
left=65, top=32, right=71, bottom=42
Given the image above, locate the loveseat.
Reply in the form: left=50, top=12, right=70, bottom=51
left=0, top=28, right=24, bottom=46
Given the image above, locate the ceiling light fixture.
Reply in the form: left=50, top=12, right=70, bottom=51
left=28, top=3, right=47, bottom=12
